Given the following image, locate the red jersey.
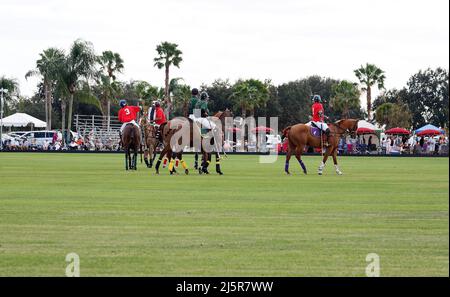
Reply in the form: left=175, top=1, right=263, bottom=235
left=154, top=107, right=167, bottom=125
left=118, top=106, right=141, bottom=123
left=312, top=102, right=324, bottom=122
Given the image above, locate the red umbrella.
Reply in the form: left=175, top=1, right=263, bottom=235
left=251, top=126, right=274, bottom=133
left=385, top=127, right=410, bottom=135
left=357, top=127, right=375, bottom=134
left=417, top=129, right=443, bottom=137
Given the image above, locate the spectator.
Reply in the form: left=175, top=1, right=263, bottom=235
left=419, top=136, right=425, bottom=148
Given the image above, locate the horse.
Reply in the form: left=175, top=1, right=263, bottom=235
left=194, top=109, right=233, bottom=175
left=152, top=110, right=233, bottom=175
left=139, top=116, right=160, bottom=168
left=282, top=119, right=359, bottom=175
left=121, top=124, right=142, bottom=171
left=154, top=117, right=206, bottom=175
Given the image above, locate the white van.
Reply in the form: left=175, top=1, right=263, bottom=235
left=18, top=131, right=57, bottom=149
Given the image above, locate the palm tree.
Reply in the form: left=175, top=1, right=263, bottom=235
left=354, top=63, right=386, bottom=121
left=0, top=76, right=19, bottom=116
left=229, top=79, right=269, bottom=118
left=172, top=83, right=192, bottom=117
left=25, top=48, right=65, bottom=130
left=62, top=39, right=97, bottom=140
left=330, top=80, right=361, bottom=118
left=154, top=42, right=183, bottom=118
left=97, top=51, right=124, bottom=128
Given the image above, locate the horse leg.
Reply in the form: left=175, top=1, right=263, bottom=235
left=318, top=146, right=333, bottom=175
left=144, top=149, right=150, bottom=167
left=134, top=150, right=138, bottom=170
left=215, top=152, right=223, bottom=175
left=295, top=146, right=307, bottom=175
left=125, top=150, right=129, bottom=171
left=176, top=152, right=189, bottom=175
left=155, top=146, right=169, bottom=174
left=194, top=152, right=199, bottom=169
left=150, top=149, right=157, bottom=168
left=202, top=153, right=211, bottom=174
left=128, top=150, right=132, bottom=170
left=332, top=147, right=343, bottom=175
left=285, top=147, right=292, bottom=175
left=168, top=151, right=178, bottom=175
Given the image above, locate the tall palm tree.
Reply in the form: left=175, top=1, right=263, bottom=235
left=62, top=39, right=97, bottom=140
left=25, top=48, right=65, bottom=129
left=354, top=63, right=386, bottom=121
left=0, top=76, right=19, bottom=116
left=97, top=51, right=124, bottom=128
left=154, top=42, right=183, bottom=118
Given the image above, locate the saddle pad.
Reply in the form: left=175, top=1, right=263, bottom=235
left=310, top=127, right=322, bottom=138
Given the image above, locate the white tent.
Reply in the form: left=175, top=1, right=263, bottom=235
left=1, top=113, right=46, bottom=128
left=358, top=120, right=377, bottom=131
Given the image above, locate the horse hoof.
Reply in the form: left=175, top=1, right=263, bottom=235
left=304, top=171, right=308, bottom=175
left=217, top=171, right=224, bottom=175
left=336, top=171, right=343, bottom=175
left=185, top=169, right=189, bottom=175
left=318, top=172, right=323, bottom=176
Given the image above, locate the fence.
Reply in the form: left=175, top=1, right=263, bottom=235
left=74, top=115, right=121, bottom=148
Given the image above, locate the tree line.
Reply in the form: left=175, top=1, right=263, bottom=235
left=0, top=39, right=448, bottom=135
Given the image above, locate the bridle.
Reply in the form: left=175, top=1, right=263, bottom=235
left=331, top=121, right=358, bottom=137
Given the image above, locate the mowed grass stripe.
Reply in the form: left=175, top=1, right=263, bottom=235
left=0, top=153, right=448, bottom=276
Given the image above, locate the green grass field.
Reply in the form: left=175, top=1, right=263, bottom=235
left=0, top=153, right=448, bottom=276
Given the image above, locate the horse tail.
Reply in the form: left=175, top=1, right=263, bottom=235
left=282, top=126, right=292, bottom=140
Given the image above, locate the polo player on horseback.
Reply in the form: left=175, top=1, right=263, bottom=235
left=118, top=99, right=142, bottom=143
left=189, top=88, right=200, bottom=119
left=311, top=95, right=331, bottom=147
left=148, top=100, right=167, bottom=141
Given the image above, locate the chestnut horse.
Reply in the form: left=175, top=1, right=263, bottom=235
left=282, top=119, right=359, bottom=175
left=139, top=116, right=160, bottom=168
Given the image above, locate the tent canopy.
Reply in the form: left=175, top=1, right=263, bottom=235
left=357, top=120, right=378, bottom=134
left=414, top=124, right=445, bottom=135
left=1, top=113, right=46, bottom=128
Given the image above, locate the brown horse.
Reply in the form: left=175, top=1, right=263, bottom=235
left=121, top=124, right=142, bottom=171
left=153, top=117, right=205, bottom=175
left=282, top=119, right=359, bottom=175
left=139, top=116, right=160, bottom=168
left=195, top=109, right=233, bottom=175
left=154, top=110, right=232, bottom=175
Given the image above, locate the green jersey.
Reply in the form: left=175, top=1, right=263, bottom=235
left=189, top=96, right=199, bottom=115
left=195, top=100, right=209, bottom=113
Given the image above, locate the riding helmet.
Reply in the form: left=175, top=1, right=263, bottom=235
left=200, top=92, right=209, bottom=100
left=192, top=88, right=199, bottom=96
left=119, top=100, right=127, bottom=107
left=313, top=95, right=322, bottom=103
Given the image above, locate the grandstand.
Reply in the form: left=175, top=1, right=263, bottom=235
left=74, top=115, right=121, bottom=150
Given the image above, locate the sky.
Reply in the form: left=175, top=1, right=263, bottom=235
left=0, top=0, right=449, bottom=108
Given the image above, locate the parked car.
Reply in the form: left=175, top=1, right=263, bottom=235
left=17, top=131, right=57, bottom=149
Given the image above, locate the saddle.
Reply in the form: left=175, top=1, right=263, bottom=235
left=308, top=123, right=328, bottom=143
